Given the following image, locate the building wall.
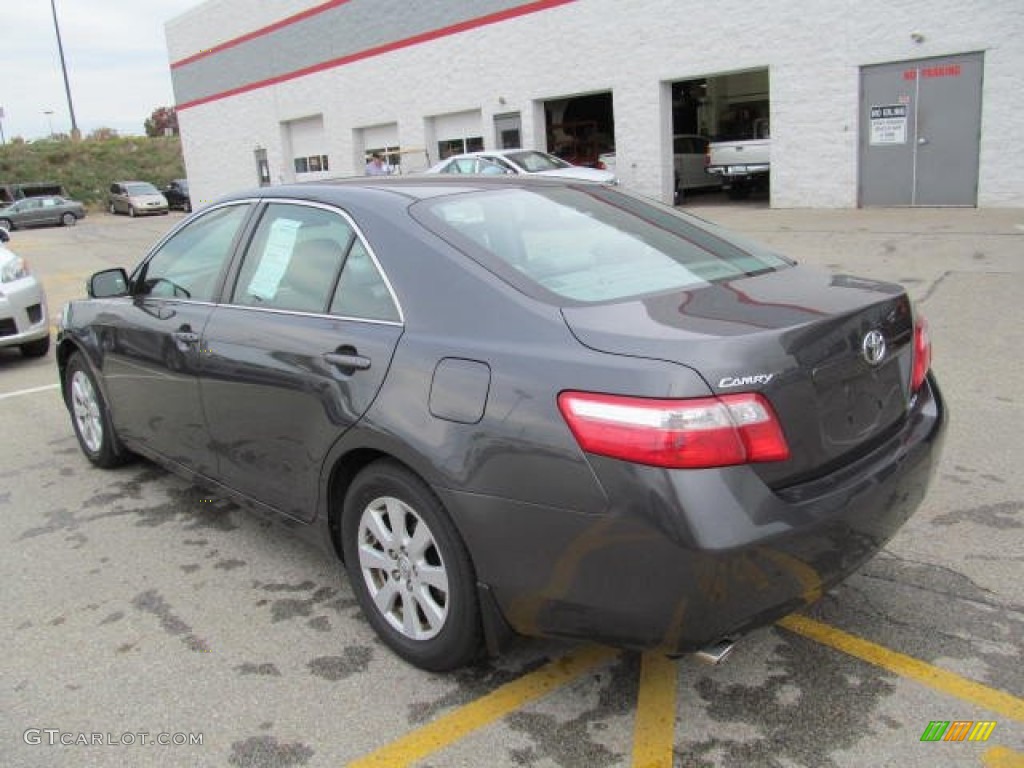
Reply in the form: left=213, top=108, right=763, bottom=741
left=166, top=0, right=1024, bottom=208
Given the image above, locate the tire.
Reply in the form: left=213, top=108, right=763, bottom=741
left=128, top=206, right=137, bottom=218
left=20, top=334, right=50, bottom=358
left=61, top=212, right=77, bottom=227
left=183, top=201, right=192, bottom=213
left=341, top=460, right=481, bottom=671
left=65, top=352, right=131, bottom=468
left=0, top=218, right=12, bottom=232
left=109, top=202, right=116, bottom=215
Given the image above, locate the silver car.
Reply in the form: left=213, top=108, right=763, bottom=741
left=108, top=181, right=169, bottom=218
left=427, top=149, right=617, bottom=184
left=0, top=230, right=50, bottom=357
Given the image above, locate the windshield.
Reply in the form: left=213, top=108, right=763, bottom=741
left=414, top=186, right=790, bottom=304
left=126, top=183, right=159, bottom=195
left=504, top=151, right=572, bottom=172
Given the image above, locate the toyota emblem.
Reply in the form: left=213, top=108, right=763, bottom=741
left=862, top=329, right=887, bottom=366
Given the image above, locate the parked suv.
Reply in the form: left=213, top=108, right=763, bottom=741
left=108, top=181, right=168, bottom=218
left=164, top=179, right=191, bottom=212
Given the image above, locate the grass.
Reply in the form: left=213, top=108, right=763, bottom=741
left=0, top=136, right=185, bottom=210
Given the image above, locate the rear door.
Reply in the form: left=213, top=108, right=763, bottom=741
left=200, top=201, right=403, bottom=522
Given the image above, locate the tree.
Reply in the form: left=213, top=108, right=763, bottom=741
left=145, top=106, right=179, bottom=138
left=88, top=127, right=119, bottom=141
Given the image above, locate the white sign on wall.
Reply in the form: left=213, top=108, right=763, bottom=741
left=869, top=104, right=908, bottom=145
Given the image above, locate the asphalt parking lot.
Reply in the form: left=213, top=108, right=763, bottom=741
left=2, top=203, right=1022, bottom=768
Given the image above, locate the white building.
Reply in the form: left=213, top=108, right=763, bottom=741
left=166, top=0, right=1024, bottom=208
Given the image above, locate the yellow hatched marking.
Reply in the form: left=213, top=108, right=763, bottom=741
left=346, top=645, right=617, bottom=768
left=970, top=721, right=998, bottom=741
left=631, top=652, right=677, bottom=768
left=778, top=615, right=1024, bottom=722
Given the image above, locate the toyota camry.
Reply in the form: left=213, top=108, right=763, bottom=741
left=56, top=177, right=945, bottom=671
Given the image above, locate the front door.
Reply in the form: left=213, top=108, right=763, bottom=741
left=101, top=203, right=252, bottom=476
left=201, top=202, right=403, bottom=522
left=859, top=52, right=983, bottom=206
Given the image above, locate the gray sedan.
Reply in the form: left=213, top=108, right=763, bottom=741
left=56, top=176, right=945, bottom=671
left=0, top=195, right=86, bottom=231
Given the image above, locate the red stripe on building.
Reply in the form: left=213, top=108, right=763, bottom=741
left=171, top=0, right=354, bottom=69
left=175, top=0, right=578, bottom=111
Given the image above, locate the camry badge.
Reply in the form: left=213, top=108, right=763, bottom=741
left=862, top=330, right=886, bottom=366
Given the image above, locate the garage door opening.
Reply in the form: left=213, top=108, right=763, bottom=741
left=543, top=92, right=614, bottom=167
left=668, top=69, right=770, bottom=203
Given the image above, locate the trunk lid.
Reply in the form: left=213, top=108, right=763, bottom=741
left=561, top=266, right=915, bottom=487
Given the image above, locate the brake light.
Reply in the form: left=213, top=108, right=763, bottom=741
left=596, top=161, right=606, bottom=170
left=911, top=313, right=931, bottom=392
left=557, top=391, right=790, bottom=469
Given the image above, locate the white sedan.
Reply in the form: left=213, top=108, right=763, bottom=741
left=426, top=149, right=616, bottom=184
left=0, top=229, right=50, bottom=357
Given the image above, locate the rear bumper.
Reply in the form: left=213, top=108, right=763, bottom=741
left=707, top=164, right=770, bottom=177
left=439, top=374, right=946, bottom=654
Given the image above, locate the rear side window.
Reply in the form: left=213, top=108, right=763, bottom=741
left=329, top=239, right=400, bottom=322
left=232, top=203, right=353, bottom=313
left=414, top=187, right=789, bottom=304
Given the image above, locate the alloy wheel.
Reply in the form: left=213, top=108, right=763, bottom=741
left=356, top=495, right=449, bottom=640
left=71, top=370, right=104, bottom=454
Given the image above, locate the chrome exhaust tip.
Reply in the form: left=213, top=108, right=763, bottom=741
left=693, top=638, right=736, bottom=665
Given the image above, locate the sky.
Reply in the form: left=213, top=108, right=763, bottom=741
left=2, top=0, right=202, bottom=142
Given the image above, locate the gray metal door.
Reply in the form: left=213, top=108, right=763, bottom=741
left=859, top=52, right=983, bottom=206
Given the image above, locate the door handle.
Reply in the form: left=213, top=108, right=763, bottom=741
left=917, top=137, right=929, bottom=145
left=324, top=352, right=371, bottom=371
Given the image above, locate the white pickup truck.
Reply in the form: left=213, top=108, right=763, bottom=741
left=706, top=118, right=770, bottom=199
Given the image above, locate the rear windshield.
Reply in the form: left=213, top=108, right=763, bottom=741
left=504, top=151, right=571, bottom=172
left=413, top=186, right=790, bottom=304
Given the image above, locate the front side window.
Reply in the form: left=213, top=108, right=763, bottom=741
left=231, top=203, right=353, bottom=313
left=134, top=204, right=250, bottom=301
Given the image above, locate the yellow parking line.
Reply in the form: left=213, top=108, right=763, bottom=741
left=347, top=645, right=617, bottom=768
left=778, top=615, right=1024, bottom=721
left=632, top=653, right=677, bottom=768
left=983, top=746, right=1024, bottom=767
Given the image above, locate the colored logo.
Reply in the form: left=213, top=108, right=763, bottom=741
left=920, top=721, right=996, bottom=742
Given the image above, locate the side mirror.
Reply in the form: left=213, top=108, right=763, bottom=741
left=0, top=228, right=9, bottom=243
left=88, top=268, right=130, bottom=298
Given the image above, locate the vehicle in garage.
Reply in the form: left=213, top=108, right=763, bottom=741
left=56, top=176, right=945, bottom=671
left=0, top=195, right=86, bottom=231
left=672, top=133, right=723, bottom=200
left=0, top=228, right=50, bottom=357
left=706, top=118, right=771, bottom=199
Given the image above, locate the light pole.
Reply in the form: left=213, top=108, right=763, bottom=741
left=44, top=110, right=55, bottom=138
left=50, top=0, right=79, bottom=140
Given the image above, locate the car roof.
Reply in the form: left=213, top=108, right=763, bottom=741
left=218, top=174, right=596, bottom=205
left=443, top=149, right=548, bottom=160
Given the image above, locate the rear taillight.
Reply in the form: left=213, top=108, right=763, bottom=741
left=911, top=314, right=931, bottom=392
left=595, top=160, right=606, bottom=170
left=557, top=391, right=790, bottom=469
